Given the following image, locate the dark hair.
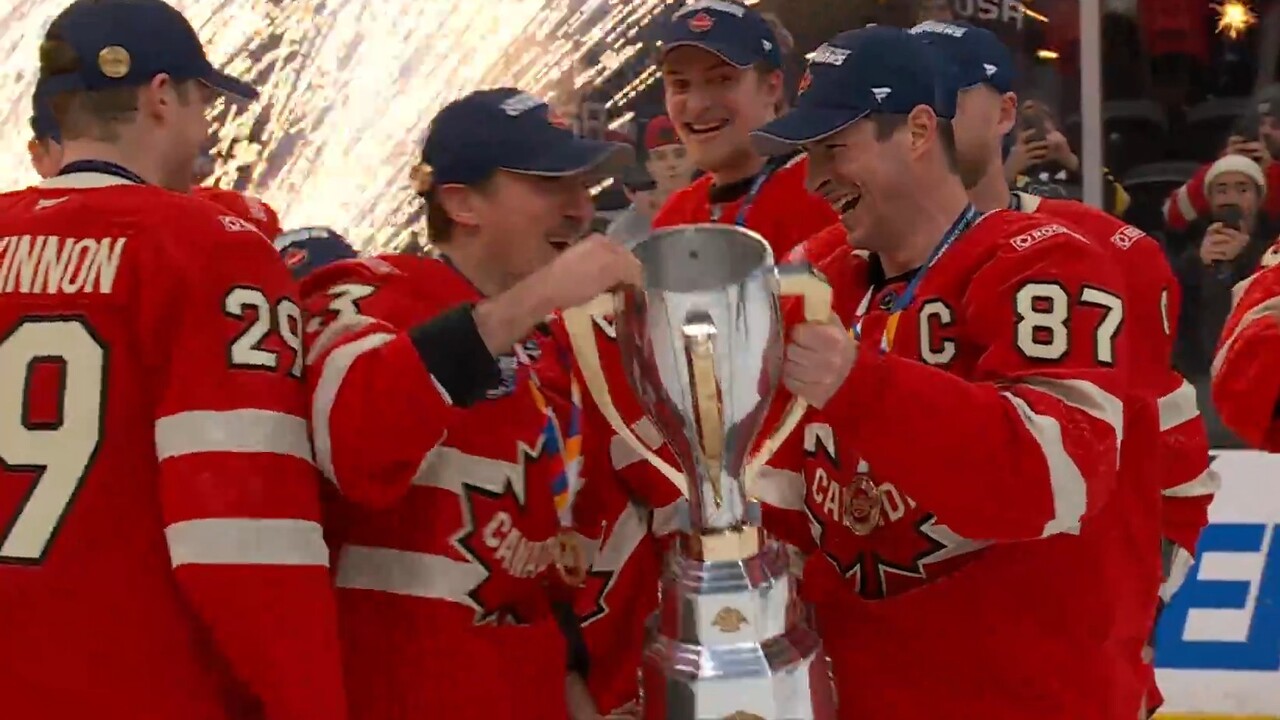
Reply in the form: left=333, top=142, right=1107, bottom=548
left=39, top=36, right=193, bottom=142
left=872, top=113, right=959, bottom=173
left=423, top=177, right=494, bottom=244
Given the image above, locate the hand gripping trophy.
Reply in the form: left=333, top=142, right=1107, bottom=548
left=563, top=224, right=837, bottom=719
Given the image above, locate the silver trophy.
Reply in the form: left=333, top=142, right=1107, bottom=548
left=563, top=224, right=837, bottom=720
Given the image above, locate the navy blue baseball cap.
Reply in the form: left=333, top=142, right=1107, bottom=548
left=37, top=0, right=257, bottom=101
left=30, top=95, right=60, bottom=143
left=657, top=0, right=782, bottom=69
left=416, top=88, right=632, bottom=191
left=909, top=21, right=1016, bottom=107
left=274, top=227, right=359, bottom=280
left=752, top=26, right=951, bottom=156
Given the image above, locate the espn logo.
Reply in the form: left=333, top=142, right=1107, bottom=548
left=1010, top=223, right=1072, bottom=251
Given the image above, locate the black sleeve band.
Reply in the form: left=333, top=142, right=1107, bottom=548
left=407, top=303, right=501, bottom=408
left=551, top=600, right=590, bottom=679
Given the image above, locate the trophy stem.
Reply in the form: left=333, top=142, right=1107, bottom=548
left=682, top=321, right=725, bottom=512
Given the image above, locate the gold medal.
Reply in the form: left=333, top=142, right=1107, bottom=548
left=841, top=474, right=882, bottom=535
left=555, top=529, right=588, bottom=586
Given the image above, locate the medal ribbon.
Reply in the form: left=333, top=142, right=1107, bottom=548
left=709, top=154, right=791, bottom=226
left=855, top=204, right=981, bottom=353
left=525, top=350, right=583, bottom=528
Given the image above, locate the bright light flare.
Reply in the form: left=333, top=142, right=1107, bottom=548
left=0, top=0, right=678, bottom=251
left=1214, top=0, right=1258, bottom=40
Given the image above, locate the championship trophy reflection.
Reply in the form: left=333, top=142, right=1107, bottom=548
left=563, top=225, right=837, bottom=719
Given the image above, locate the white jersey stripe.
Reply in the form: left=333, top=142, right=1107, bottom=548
left=1003, top=377, right=1124, bottom=537
left=166, top=518, right=328, bottom=567
left=155, top=409, right=313, bottom=462
left=1157, top=380, right=1201, bottom=431
left=311, top=331, right=396, bottom=484
left=334, top=544, right=485, bottom=607
left=751, top=467, right=807, bottom=511
left=1164, top=466, right=1222, bottom=498
left=1211, top=296, right=1280, bottom=378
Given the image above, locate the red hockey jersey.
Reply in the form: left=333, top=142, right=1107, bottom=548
left=759, top=209, right=1151, bottom=719
left=1017, top=193, right=1216, bottom=588
left=652, top=154, right=838, bottom=258
left=1212, top=252, right=1280, bottom=451
left=0, top=172, right=344, bottom=720
left=301, top=255, right=572, bottom=720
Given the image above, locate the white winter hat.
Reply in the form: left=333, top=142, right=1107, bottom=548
left=1206, top=153, right=1266, bottom=192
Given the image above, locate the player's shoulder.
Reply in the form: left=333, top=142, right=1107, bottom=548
left=973, top=207, right=1100, bottom=258
left=298, top=252, right=450, bottom=302
left=653, top=174, right=714, bottom=226
left=1031, top=194, right=1157, bottom=250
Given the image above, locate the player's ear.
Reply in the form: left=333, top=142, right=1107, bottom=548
left=905, top=105, right=937, bottom=160
left=435, top=184, right=483, bottom=229
left=997, top=92, right=1018, bottom=136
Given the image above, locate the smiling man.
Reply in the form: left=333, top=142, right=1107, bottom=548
left=650, top=0, right=835, bottom=255
left=749, top=25, right=1148, bottom=719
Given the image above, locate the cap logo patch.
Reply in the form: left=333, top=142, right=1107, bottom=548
left=984, top=63, right=998, bottom=77
left=283, top=247, right=308, bottom=268
left=499, top=92, right=546, bottom=117
left=809, top=44, right=850, bottom=66
left=911, top=21, right=967, bottom=37
left=687, top=12, right=714, bottom=32
left=797, top=69, right=813, bottom=95
left=871, top=87, right=892, bottom=103
left=98, top=46, right=131, bottom=79
left=675, top=0, right=745, bottom=18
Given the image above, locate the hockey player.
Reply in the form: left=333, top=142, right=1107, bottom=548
left=0, top=1, right=346, bottom=718
left=300, top=87, right=638, bottom=720
left=1212, top=249, right=1280, bottom=449
left=751, top=26, right=1143, bottom=718
left=911, top=20, right=1216, bottom=715
left=651, top=0, right=836, bottom=254
left=193, top=186, right=283, bottom=240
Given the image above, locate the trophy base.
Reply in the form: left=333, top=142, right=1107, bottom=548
left=644, top=624, right=836, bottom=720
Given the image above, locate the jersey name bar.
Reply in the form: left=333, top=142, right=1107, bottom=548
left=0, top=235, right=127, bottom=295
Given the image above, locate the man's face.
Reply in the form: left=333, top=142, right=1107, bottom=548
left=1208, top=171, right=1260, bottom=226
left=149, top=79, right=216, bottom=192
left=951, top=85, right=1015, bottom=189
left=663, top=46, right=780, bottom=173
left=805, top=118, right=913, bottom=250
left=474, top=171, right=594, bottom=282
left=645, top=143, right=694, bottom=195
left=28, top=137, right=63, bottom=179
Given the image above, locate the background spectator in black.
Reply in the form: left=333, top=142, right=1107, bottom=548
left=1005, top=99, right=1130, bottom=215
left=1175, top=154, right=1275, bottom=399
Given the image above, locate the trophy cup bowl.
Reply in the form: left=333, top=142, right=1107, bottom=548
left=563, top=224, right=837, bottom=719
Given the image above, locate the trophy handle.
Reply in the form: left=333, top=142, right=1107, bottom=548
left=746, top=268, right=834, bottom=483
left=561, top=294, right=690, bottom=497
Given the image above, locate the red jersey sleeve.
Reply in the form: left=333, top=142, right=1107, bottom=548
left=148, top=207, right=345, bottom=720
left=822, top=222, right=1128, bottom=542
left=1211, top=263, right=1280, bottom=451
left=302, top=259, right=498, bottom=508
left=1162, top=162, right=1209, bottom=233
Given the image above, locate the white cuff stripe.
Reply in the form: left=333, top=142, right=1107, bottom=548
left=1160, top=545, right=1196, bottom=602
left=334, top=545, right=485, bottom=606
left=311, top=331, right=396, bottom=484
left=166, top=518, right=328, bottom=567
left=155, top=409, right=313, bottom=462
left=752, top=467, right=807, bottom=511
left=1164, top=466, right=1222, bottom=498
left=1157, top=379, right=1201, bottom=431
left=1211, top=296, right=1280, bottom=378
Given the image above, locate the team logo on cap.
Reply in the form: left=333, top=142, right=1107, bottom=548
left=409, top=163, right=434, bottom=194
left=282, top=247, right=308, bottom=269
left=687, top=11, right=714, bottom=32
left=98, top=46, right=131, bottom=79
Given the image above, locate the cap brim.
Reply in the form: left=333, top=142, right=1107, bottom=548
left=204, top=70, right=259, bottom=101
left=505, top=137, right=635, bottom=179
left=751, top=107, right=868, bottom=156
left=660, top=40, right=757, bottom=69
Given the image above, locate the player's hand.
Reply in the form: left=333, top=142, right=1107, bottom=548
left=783, top=321, right=858, bottom=410
left=1004, top=129, right=1049, bottom=179
left=1045, top=130, right=1079, bottom=172
left=542, top=234, right=644, bottom=310
left=1226, top=135, right=1271, bottom=168
left=565, top=672, right=600, bottom=720
left=1200, top=222, right=1250, bottom=264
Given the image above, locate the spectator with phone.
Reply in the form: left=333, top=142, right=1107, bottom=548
left=1164, top=84, right=1280, bottom=233
left=1175, top=155, right=1276, bottom=414
left=1005, top=100, right=1130, bottom=215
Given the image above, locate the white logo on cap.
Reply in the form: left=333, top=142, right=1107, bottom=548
left=910, top=21, right=967, bottom=37
left=674, top=0, right=745, bottom=18
left=984, top=63, right=998, bottom=77
left=871, top=87, right=892, bottom=103
left=762, top=39, right=772, bottom=51
left=809, top=44, right=850, bottom=66
left=499, top=92, right=546, bottom=117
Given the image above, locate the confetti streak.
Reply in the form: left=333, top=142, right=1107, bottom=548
left=0, top=0, right=687, bottom=250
